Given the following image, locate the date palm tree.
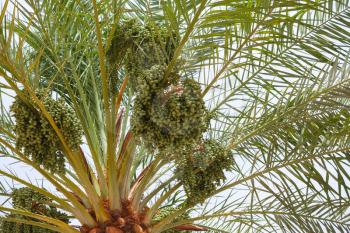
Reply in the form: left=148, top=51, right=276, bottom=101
left=1, top=0, right=350, bottom=232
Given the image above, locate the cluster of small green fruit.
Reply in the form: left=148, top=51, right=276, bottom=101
left=124, top=21, right=178, bottom=88
left=108, top=19, right=178, bottom=82
left=109, top=19, right=208, bottom=153
left=10, top=91, right=83, bottom=174
left=153, top=206, right=190, bottom=233
left=177, top=140, right=234, bottom=204
left=109, top=18, right=234, bottom=204
left=131, top=74, right=208, bottom=152
left=1, top=187, right=69, bottom=233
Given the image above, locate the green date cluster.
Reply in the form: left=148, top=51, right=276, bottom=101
left=10, top=91, right=83, bottom=174
left=1, top=187, right=69, bottom=233
left=109, top=19, right=234, bottom=204
left=177, top=140, right=234, bottom=204
left=131, top=74, right=208, bottom=152
left=109, top=19, right=208, bottom=153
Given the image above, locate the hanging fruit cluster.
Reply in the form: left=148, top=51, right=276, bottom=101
left=1, top=187, right=69, bottom=233
left=176, top=140, right=234, bottom=204
left=123, top=21, right=179, bottom=89
left=109, top=18, right=234, bottom=205
left=131, top=75, right=208, bottom=152
left=108, top=19, right=208, bottom=152
left=108, top=19, right=141, bottom=68
left=10, top=91, right=83, bottom=174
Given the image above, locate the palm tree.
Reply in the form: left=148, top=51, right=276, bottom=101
left=1, top=0, right=350, bottom=232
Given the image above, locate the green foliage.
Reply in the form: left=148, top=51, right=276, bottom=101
left=2, top=217, right=47, bottom=233
left=153, top=206, right=190, bottom=233
left=10, top=91, right=83, bottom=174
left=2, top=1, right=350, bottom=232
left=177, top=140, right=234, bottom=204
left=1, top=187, right=69, bottom=233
